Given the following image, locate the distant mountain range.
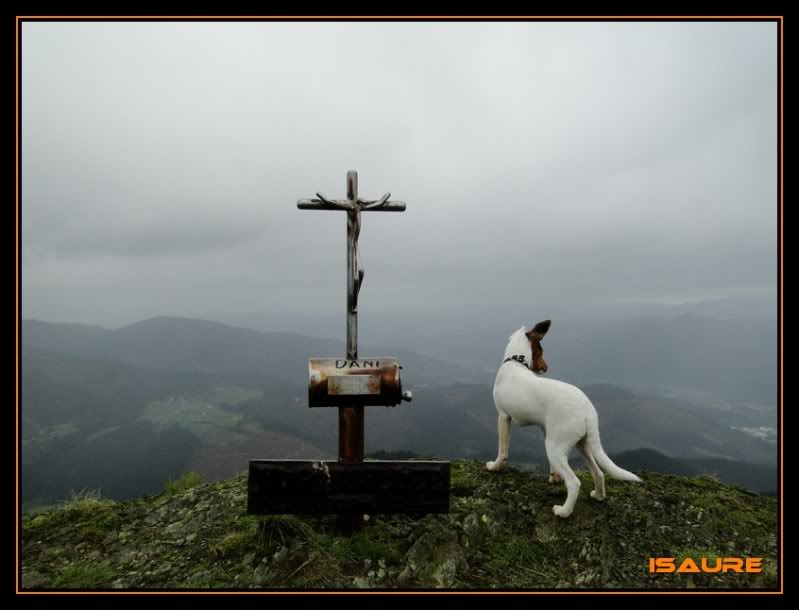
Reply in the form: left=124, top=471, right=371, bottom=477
left=379, top=314, right=777, bottom=404
left=209, top=305, right=777, bottom=404
left=21, top=317, right=488, bottom=387
left=19, top=316, right=778, bottom=505
left=609, top=448, right=778, bottom=493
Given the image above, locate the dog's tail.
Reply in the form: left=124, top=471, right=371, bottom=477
left=585, top=418, right=643, bottom=482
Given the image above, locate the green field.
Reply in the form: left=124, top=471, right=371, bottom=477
left=141, top=386, right=262, bottom=444
left=22, top=423, right=80, bottom=464
left=205, top=386, right=262, bottom=406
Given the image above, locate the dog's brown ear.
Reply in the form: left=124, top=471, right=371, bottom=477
left=527, top=319, right=551, bottom=340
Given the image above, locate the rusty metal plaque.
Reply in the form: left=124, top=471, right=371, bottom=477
left=329, top=375, right=380, bottom=395
left=308, top=357, right=409, bottom=407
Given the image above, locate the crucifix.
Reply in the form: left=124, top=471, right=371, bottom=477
left=247, top=171, right=450, bottom=533
left=297, top=170, right=408, bottom=463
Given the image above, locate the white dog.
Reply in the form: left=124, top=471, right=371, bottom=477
left=486, top=320, right=642, bottom=518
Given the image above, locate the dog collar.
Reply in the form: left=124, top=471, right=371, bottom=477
left=503, top=355, right=530, bottom=369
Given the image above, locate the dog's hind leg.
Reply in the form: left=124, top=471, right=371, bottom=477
left=546, top=438, right=581, bottom=518
left=486, top=413, right=512, bottom=472
left=577, top=437, right=605, bottom=501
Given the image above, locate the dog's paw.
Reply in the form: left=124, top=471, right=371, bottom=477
left=590, top=490, right=606, bottom=502
left=487, top=459, right=508, bottom=472
left=548, top=473, right=562, bottom=484
left=552, top=504, right=572, bottom=518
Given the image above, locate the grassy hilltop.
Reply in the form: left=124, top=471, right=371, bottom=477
left=21, top=460, right=778, bottom=590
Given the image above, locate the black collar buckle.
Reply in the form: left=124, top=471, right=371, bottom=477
left=503, top=354, right=529, bottom=369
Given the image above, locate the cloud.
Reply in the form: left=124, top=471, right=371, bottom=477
left=20, top=21, right=778, bottom=326
left=22, top=198, right=266, bottom=261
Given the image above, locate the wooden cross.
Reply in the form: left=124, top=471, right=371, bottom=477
left=247, top=171, right=449, bottom=533
left=297, top=170, right=406, bottom=460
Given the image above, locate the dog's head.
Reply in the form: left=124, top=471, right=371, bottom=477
left=525, top=319, right=551, bottom=374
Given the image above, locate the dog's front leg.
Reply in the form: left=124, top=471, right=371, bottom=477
left=486, top=413, right=512, bottom=472
left=544, top=432, right=562, bottom=483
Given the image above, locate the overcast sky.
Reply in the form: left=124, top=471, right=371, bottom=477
left=21, top=21, right=778, bottom=328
